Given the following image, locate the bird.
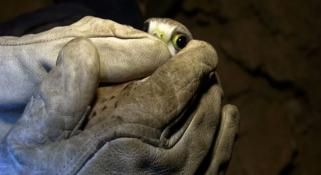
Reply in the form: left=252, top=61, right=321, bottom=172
left=143, top=18, right=193, bottom=56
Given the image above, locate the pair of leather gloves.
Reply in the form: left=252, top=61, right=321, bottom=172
left=0, top=17, right=239, bottom=175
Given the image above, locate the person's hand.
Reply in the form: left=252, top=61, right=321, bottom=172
left=0, top=37, right=239, bottom=175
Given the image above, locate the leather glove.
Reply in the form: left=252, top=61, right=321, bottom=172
left=0, top=23, right=239, bottom=175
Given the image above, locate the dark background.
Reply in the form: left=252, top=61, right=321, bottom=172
left=0, top=0, right=320, bottom=174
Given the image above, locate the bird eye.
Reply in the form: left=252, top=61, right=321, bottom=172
left=172, top=34, right=188, bottom=50
left=143, top=22, right=150, bottom=32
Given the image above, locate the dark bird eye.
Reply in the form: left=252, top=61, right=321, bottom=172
left=143, top=22, right=150, bottom=32
left=172, top=34, right=188, bottom=50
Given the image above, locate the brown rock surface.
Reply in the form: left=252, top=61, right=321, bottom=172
left=162, top=0, right=321, bottom=174
left=141, top=0, right=321, bottom=174
left=0, top=0, right=53, bottom=22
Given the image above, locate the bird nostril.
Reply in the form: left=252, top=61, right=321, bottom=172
left=153, top=32, right=164, bottom=40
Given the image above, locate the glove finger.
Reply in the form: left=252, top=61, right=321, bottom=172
left=5, top=37, right=99, bottom=173
left=87, top=40, right=219, bottom=130
left=77, top=81, right=223, bottom=175
left=204, top=104, right=240, bottom=175
left=160, top=82, right=223, bottom=174
left=45, top=40, right=220, bottom=174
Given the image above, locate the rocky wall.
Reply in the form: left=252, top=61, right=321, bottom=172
left=160, top=0, right=321, bottom=174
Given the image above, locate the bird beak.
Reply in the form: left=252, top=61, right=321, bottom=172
left=151, top=29, right=166, bottom=42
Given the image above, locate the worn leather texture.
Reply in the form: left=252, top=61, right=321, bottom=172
left=0, top=16, right=170, bottom=111
left=0, top=17, right=239, bottom=174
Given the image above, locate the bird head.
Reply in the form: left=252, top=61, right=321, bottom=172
left=144, top=18, right=193, bottom=56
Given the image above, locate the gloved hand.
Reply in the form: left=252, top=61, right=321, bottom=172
left=0, top=19, right=239, bottom=175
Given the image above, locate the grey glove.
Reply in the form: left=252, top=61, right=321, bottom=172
left=0, top=16, right=239, bottom=174
left=0, top=37, right=239, bottom=174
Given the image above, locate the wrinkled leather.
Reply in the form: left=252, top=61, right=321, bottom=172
left=0, top=17, right=239, bottom=175
left=0, top=16, right=171, bottom=111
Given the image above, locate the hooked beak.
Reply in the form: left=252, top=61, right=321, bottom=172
left=151, top=29, right=166, bottom=42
